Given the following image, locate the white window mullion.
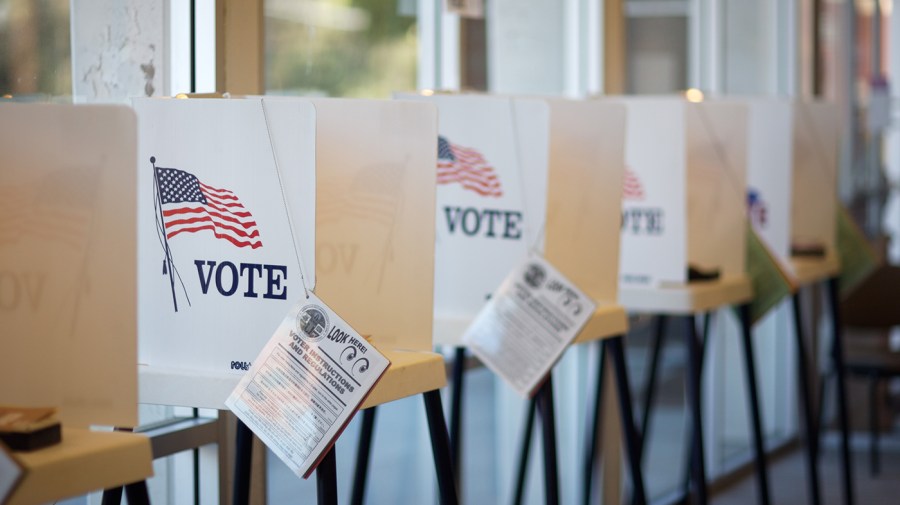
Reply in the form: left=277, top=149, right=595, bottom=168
left=168, top=0, right=191, bottom=95
left=587, top=0, right=603, bottom=95
left=563, top=0, right=582, bottom=97
left=194, top=0, right=216, bottom=93
left=440, top=10, right=461, bottom=91
left=688, top=0, right=702, bottom=89
left=416, top=0, right=459, bottom=92
left=417, top=0, right=438, bottom=90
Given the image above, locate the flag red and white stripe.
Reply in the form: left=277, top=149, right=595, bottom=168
left=155, top=166, right=262, bottom=249
left=437, top=136, right=503, bottom=197
left=622, top=169, right=645, bottom=200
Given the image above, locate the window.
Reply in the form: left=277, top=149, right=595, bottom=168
left=265, top=0, right=419, bottom=98
left=0, top=0, right=71, bottom=99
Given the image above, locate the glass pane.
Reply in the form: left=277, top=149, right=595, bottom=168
left=626, top=16, right=688, bottom=94
left=265, top=0, right=418, bottom=98
left=0, top=0, right=71, bottom=100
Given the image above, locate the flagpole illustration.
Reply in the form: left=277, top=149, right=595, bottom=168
left=151, top=156, right=179, bottom=312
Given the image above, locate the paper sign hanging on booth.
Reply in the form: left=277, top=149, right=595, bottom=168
left=397, top=94, right=550, bottom=338
left=616, top=99, right=687, bottom=286
left=463, top=254, right=596, bottom=398
left=134, top=98, right=316, bottom=377
left=226, top=292, right=389, bottom=479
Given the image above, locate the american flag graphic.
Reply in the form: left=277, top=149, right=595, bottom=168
left=622, top=168, right=645, bottom=200
left=154, top=165, right=262, bottom=249
left=437, top=136, right=502, bottom=197
left=747, top=188, right=767, bottom=227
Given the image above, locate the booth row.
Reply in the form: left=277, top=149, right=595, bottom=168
left=0, top=94, right=847, bottom=505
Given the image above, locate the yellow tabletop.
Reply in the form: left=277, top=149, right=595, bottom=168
left=141, top=347, right=448, bottom=411
left=619, top=275, right=754, bottom=315
left=360, top=350, right=447, bottom=409
left=6, top=428, right=153, bottom=505
left=788, top=255, right=840, bottom=288
left=573, top=304, right=630, bottom=344
left=434, top=303, right=630, bottom=348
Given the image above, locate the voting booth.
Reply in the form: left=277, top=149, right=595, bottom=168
left=608, top=97, right=752, bottom=310
left=135, top=96, right=448, bottom=407
left=0, top=104, right=153, bottom=504
left=134, top=97, right=318, bottom=409
left=745, top=99, right=849, bottom=505
left=746, top=99, right=846, bottom=504
left=604, top=97, right=765, bottom=504
left=788, top=100, right=850, bottom=505
left=135, top=96, right=455, bottom=501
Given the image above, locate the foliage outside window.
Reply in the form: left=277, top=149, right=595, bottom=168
left=266, top=0, right=417, bottom=98
left=0, top=0, right=71, bottom=99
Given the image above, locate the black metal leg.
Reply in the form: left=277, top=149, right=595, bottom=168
left=124, top=480, right=151, bottom=505
left=101, top=486, right=123, bottom=505
left=701, top=312, right=712, bottom=362
left=817, top=373, right=830, bottom=447
left=793, top=292, right=823, bottom=505
left=193, top=447, right=200, bottom=505
left=450, top=346, right=466, bottom=489
left=583, top=340, right=606, bottom=505
left=608, top=336, right=648, bottom=505
left=738, top=303, right=772, bottom=505
left=637, top=315, right=666, bottom=463
left=423, top=389, right=461, bottom=505
left=827, top=277, right=856, bottom=505
left=681, top=313, right=710, bottom=498
left=683, top=315, right=709, bottom=505
left=513, top=396, right=538, bottom=505
left=233, top=420, right=253, bottom=505
left=193, top=407, right=200, bottom=505
left=869, top=374, right=880, bottom=476
left=350, top=407, right=377, bottom=505
left=316, top=447, right=339, bottom=505
left=536, top=375, right=560, bottom=505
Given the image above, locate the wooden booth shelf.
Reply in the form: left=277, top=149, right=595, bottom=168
left=619, top=275, right=753, bottom=315
left=789, top=256, right=841, bottom=288
left=572, top=305, right=630, bottom=345
left=360, top=351, right=447, bottom=410
left=6, top=429, right=153, bottom=505
left=434, top=306, right=628, bottom=346
left=140, top=349, right=446, bottom=412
